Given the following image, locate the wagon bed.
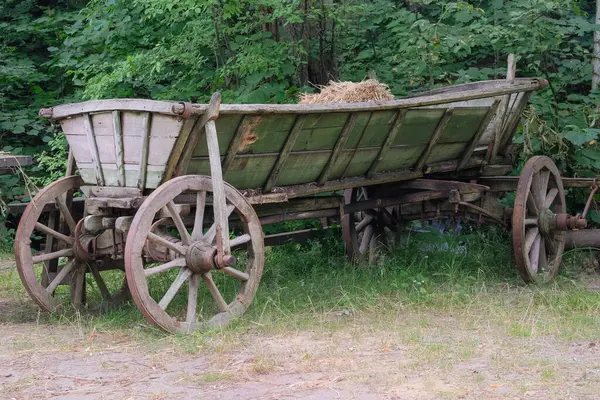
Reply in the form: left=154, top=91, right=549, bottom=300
left=39, top=78, right=543, bottom=196
left=16, top=76, right=593, bottom=334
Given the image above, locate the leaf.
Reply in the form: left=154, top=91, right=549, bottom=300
left=589, top=210, right=600, bottom=224
left=561, top=130, right=599, bottom=146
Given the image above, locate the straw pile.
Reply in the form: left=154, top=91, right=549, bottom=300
left=298, top=79, right=394, bottom=104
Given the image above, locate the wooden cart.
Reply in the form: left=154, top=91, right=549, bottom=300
left=15, top=77, right=594, bottom=333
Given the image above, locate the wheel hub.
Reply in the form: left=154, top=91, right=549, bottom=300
left=538, top=209, right=586, bottom=236
left=185, top=240, right=217, bottom=274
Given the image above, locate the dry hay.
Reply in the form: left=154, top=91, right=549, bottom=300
left=298, top=79, right=394, bottom=104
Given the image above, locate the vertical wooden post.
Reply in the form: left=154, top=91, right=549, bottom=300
left=112, top=111, right=126, bottom=186
left=137, top=112, right=152, bottom=190
left=83, top=113, right=104, bottom=185
left=488, top=54, right=517, bottom=161
left=201, top=94, right=230, bottom=265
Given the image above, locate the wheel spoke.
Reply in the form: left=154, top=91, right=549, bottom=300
left=542, top=188, right=559, bottom=210
left=191, top=191, right=207, bottom=241
left=524, top=227, right=539, bottom=254
left=147, top=232, right=187, bottom=256
left=527, top=190, right=540, bottom=216
left=205, top=204, right=235, bottom=244
left=529, top=235, right=542, bottom=273
left=158, top=268, right=193, bottom=310
left=539, top=238, right=548, bottom=272
left=33, top=248, right=74, bottom=264
left=202, top=272, right=229, bottom=312
left=359, top=225, right=374, bottom=255
left=71, top=265, right=86, bottom=309
left=531, top=171, right=550, bottom=210
left=55, top=195, right=77, bottom=233
left=230, top=234, right=251, bottom=248
left=45, top=259, right=76, bottom=294
left=144, top=258, right=187, bottom=277
left=524, top=218, right=538, bottom=226
left=539, top=171, right=550, bottom=198
left=34, top=222, right=73, bottom=245
left=543, top=233, right=558, bottom=256
left=166, top=201, right=191, bottom=245
left=355, top=215, right=374, bottom=233
left=89, top=264, right=112, bottom=301
left=222, top=266, right=250, bottom=281
left=186, top=274, right=200, bottom=328
left=368, top=232, right=377, bottom=265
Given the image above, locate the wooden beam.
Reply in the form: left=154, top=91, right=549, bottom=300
left=317, top=113, right=358, bottom=185
left=414, top=109, right=454, bottom=171
left=283, top=156, right=486, bottom=199
left=83, top=113, right=105, bottom=185
left=39, top=79, right=546, bottom=120
left=496, top=92, right=532, bottom=155
left=395, top=179, right=489, bottom=193
left=112, top=111, right=125, bottom=186
left=137, top=112, right=152, bottom=190
left=344, top=191, right=449, bottom=214
left=263, top=115, right=307, bottom=192
left=204, top=116, right=231, bottom=259
left=457, top=100, right=500, bottom=171
left=163, top=113, right=200, bottom=181
left=175, top=92, right=221, bottom=175
left=221, top=116, right=262, bottom=174
left=0, top=155, right=32, bottom=169
left=366, top=109, right=407, bottom=178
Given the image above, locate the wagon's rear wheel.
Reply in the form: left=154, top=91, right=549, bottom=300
left=342, top=187, right=398, bottom=264
left=513, top=156, right=566, bottom=283
left=124, top=175, right=264, bottom=334
left=14, top=176, right=127, bottom=311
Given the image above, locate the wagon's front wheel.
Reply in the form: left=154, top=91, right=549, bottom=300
left=124, top=175, right=264, bottom=334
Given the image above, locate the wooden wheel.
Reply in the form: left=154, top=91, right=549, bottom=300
left=513, top=156, right=566, bottom=283
left=124, top=175, right=264, bottom=334
left=342, top=187, right=397, bottom=264
left=14, top=176, right=127, bottom=311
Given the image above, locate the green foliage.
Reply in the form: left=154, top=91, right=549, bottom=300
left=2, top=0, right=600, bottom=207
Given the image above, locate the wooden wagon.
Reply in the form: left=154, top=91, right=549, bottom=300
left=14, top=76, right=596, bottom=333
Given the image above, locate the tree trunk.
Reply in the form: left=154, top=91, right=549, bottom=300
left=593, top=0, right=600, bottom=90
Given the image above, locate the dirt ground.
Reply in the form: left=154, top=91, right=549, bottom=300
left=1, top=266, right=599, bottom=399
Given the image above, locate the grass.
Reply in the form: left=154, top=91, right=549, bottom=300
left=0, top=225, right=599, bottom=345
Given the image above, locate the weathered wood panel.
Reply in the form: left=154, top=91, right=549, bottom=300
left=77, top=164, right=165, bottom=189
left=438, top=108, right=489, bottom=144
left=392, top=109, right=445, bottom=146
left=62, top=110, right=182, bottom=188
left=344, top=110, right=397, bottom=149
left=328, top=148, right=379, bottom=179
left=426, top=143, right=468, bottom=164
left=375, top=145, right=424, bottom=172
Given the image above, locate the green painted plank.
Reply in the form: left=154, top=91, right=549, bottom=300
left=236, top=114, right=296, bottom=154
left=276, top=152, right=331, bottom=186
left=192, top=114, right=242, bottom=157
left=438, top=108, right=489, bottom=144
left=426, top=143, right=468, bottom=164
left=292, top=113, right=350, bottom=151
left=376, top=145, right=425, bottom=172
left=293, top=126, right=344, bottom=151
left=393, top=109, right=445, bottom=146
left=328, top=148, right=379, bottom=180
left=188, top=154, right=277, bottom=189
left=344, top=110, right=397, bottom=148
